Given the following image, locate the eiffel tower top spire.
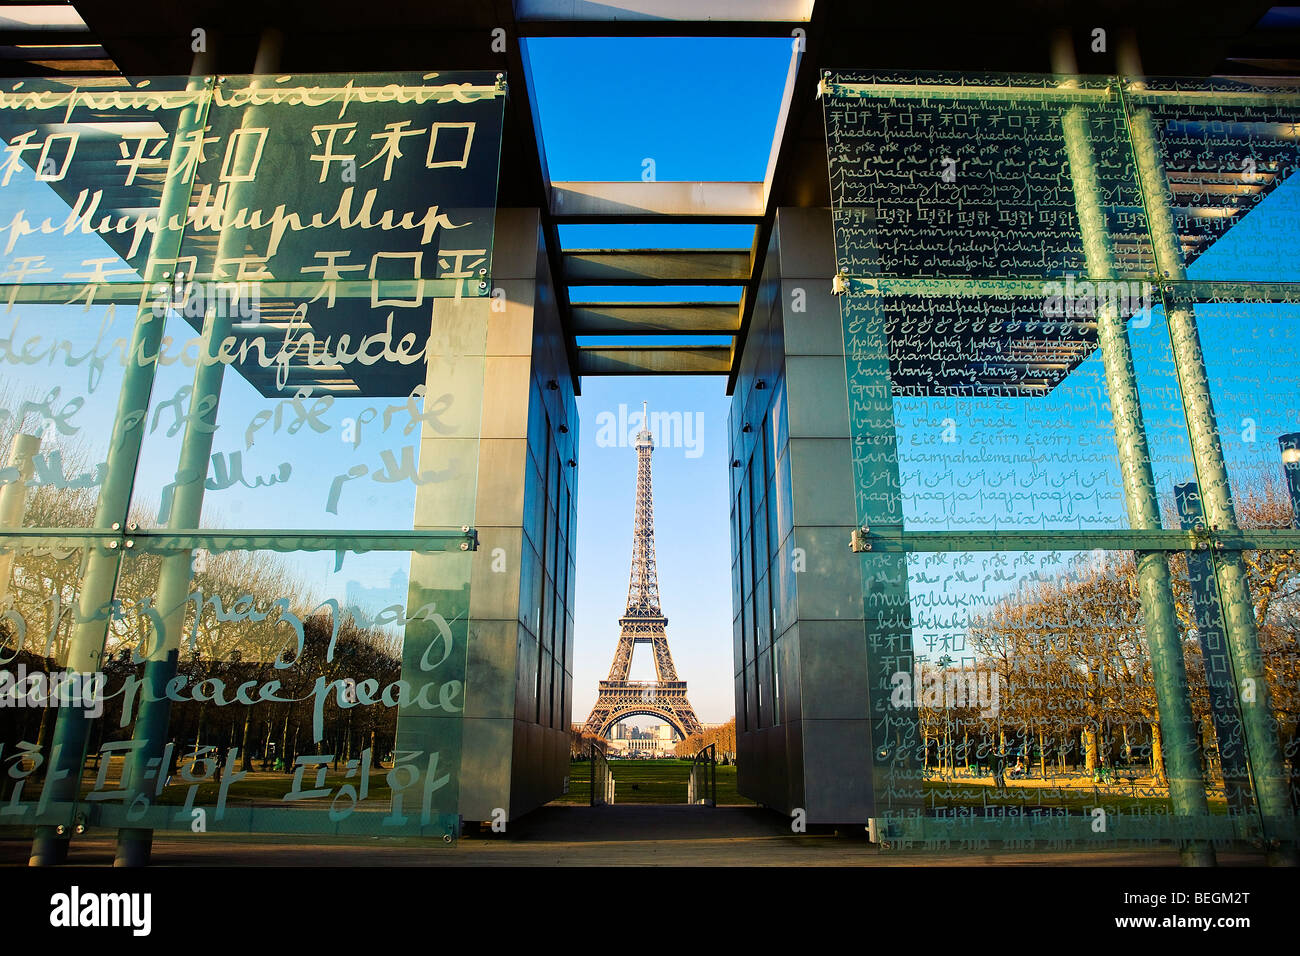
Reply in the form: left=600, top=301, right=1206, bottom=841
left=625, top=402, right=663, bottom=618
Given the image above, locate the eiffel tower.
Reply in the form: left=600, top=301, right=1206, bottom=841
left=584, top=404, right=703, bottom=741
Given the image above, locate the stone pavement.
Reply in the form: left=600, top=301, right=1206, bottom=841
left=0, top=805, right=1267, bottom=866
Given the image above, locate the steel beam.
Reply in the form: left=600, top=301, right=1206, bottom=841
left=1062, top=103, right=1214, bottom=866
left=577, top=346, right=730, bottom=375
left=570, top=302, right=739, bottom=334
left=116, top=57, right=281, bottom=869
left=29, top=74, right=212, bottom=869
left=1175, top=482, right=1253, bottom=817
left=726, top=1, right=826, bottom=392
left=1127, top=98, right=1298, bottom=863
left=563, top=250, right=750, bottom=285
left=550, top=181, right=764, bottom=221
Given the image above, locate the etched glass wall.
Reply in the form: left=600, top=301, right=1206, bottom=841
left=0, top=72, right=504, bottom=842
left=824, top=71, right=1300, bottom=857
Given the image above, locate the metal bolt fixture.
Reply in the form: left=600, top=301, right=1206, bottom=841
left=125, top=540, right=134, bottom=549
left=128, top=522, right=138, bottom=532
left=478, top=267, right=487, bottom=276
left=459, top=542, right=470, bottom=551
left=478, top=280, right=488, bottom=291
left=111, top=522, right=121, bottom=531
left=107, top=540, right=119, bottom=550
left=461, top=525, right=470, bottom=534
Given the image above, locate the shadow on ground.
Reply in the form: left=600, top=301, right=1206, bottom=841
left=0, top=806, right=1266, bottom=866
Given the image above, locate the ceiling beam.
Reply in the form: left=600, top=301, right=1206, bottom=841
left=570, top=302, right=740, bottom=334
left=564, top=250, right=750, bottom=284
left=578, top=345, right=731, bottom=375
left=490, top=0, right=584, bottom=393
left=726, top=0, right=826, bottom=392
left=551, top=181, right=764, bottom=221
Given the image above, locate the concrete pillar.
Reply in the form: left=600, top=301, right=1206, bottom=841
left=729, top=207, right=914, bottom=824
left=394, top=208, right=577, bottom=826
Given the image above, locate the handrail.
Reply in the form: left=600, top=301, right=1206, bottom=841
left=590, top=744, right=615, bottom=806
left=688, top=743, right=717, bottom=806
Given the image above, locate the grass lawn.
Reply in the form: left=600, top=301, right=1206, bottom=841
left=551, top=758, right=753, bottom=805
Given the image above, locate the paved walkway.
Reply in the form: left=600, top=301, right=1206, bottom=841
left=0, top=805, right=1265, bottom=866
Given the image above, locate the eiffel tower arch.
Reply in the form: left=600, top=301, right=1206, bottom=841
left=585, top=405, right=703, bottom=741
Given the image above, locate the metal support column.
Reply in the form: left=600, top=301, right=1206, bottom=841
left=1060, top=103, right=1214, bottom=865
left=115, top=35, right=280, bottom=868
left=1127, top=102, right=1298, bottom=863
left=112, top=306, right=232, bottom=867
left=1175, top=482, right=1253, bottom=817
left=28, top=77, right=212, bottom=866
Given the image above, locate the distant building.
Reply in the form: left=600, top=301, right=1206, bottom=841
left=607, top=723, right=676, bottom=755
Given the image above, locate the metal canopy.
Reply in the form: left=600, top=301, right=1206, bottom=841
left=29, top=1, right=1300, bottom=394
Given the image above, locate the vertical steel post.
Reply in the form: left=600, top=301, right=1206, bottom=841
left=1175, top=482, right=1253, bottom=816
left=1126, top=101, right=1297, bottom=863
left=1060, top=103, right=1214, bottom=866
left=115, top=38, right=280, bottom=867
left=112, top=305, right=232, bottom=867
left=28, top=77, right=213, bottom=867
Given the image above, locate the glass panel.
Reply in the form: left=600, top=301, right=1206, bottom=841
left=0, top=75, right=208, bottom=283
left=0, top=70, right=503, bottom=844
left=0, top=300, right=140, bottom=526
left=174, top=72, right=503, bottom=296
left=1183, top=294, right=1300, bottom=528
left=0, top=542, right=94, bottom=833
left=823, top=70, right=1152, bottom=280
left=839, top=283, right=1192, bottom=530
left=826, top=70, right=1300, bottom=856
left=127, top=294, right=490, bottom=531
left=1123, top=76, right=1300, bottom=284
left=127, top=71, right=504, bottom=532
left=67, top=544, right=470, bottom=837
left=875, top=549, right=1255, bottom=850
